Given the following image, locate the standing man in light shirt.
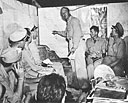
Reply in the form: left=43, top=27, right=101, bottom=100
left=52, top=7, right=88, bottom=81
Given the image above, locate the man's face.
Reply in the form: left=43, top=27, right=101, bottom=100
left=60, top=8, right=69, bottom=21
left=90, top=29, right=97, bottom=39
left=111, top=28, right=118, bottom=37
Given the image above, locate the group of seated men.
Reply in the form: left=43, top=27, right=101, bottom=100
left=0, top=24, right=68, bottom=103
left=0, top=71, right=66, bottom=103
left=0, top=21, right=127, bottom=103
left=85, top=22, right=126, bottom=80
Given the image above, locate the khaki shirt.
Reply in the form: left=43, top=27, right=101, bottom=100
left=86, top=37, right=107, bottom=58
left=22, top=49, right=43, bottom=78
left=108, top=37, right=125, bottom=59
left=58, top=16, right=83, bottom=51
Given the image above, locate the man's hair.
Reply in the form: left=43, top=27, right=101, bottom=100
left=37, top=73, right=66, bottom=103
left=90, top=26, right=99, bottom=33
left=61, top=7, right=70, bottom=13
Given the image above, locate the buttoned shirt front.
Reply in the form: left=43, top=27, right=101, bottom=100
left=86, top=37, right=107, bottom=58
left=58, top=16, right=87, bottom=79
left=108, top=38, right=125, bottom=59
left=67, top=16, right=84, bottom=49
left=59, top=16, right=83, bottom=51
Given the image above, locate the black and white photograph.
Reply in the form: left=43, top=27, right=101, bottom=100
left=0, top=0, right=128, bottom=103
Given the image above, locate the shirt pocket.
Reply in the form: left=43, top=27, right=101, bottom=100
left=66, top=24, right=73, bottom=38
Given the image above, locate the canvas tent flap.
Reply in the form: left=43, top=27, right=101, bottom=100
left=17, top=0, right=128, bottom=7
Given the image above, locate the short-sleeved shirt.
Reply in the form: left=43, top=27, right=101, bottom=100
left=86, top=37, right=107, bottom=58
left=108, top=38, right=125, bottom=59
left=59, top=16, right=83, bottom=51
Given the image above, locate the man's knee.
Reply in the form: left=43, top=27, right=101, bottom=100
left=94, top=59, right=102, bottom=68
left=87, top=64, right=94, bottom=80
left=113, top=66, right=125, bottom=77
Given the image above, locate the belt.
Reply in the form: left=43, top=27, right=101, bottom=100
left=91, top=57, right=101, bottom=62
left=68, top=36, right=84, bottom=41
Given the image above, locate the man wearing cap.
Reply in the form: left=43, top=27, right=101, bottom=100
left=8, top=28, right=44, bottom=78
left=27, top=25, right=42, bottom=66
left=102, top=22, right=126, bottom=77
left=9, top=26, right=67, bottom=81
left=0, top=38, right=23, bottom=96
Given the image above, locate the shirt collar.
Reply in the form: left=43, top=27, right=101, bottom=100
left=67, top=15, right=72, bottom=24
left=91, top=37, right=100, bottom=41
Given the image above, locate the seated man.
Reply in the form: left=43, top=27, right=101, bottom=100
left=27, top=25, right=42, bottom=66
left=86, top=26, right=107, bottom=80
left=25, top=73, right=66, bottom=103
left=8, top=27, right=48, bottom=78
left=8, top=27, right=67, bottom=96
left=0, top=62, right=24, bottom=103
left=9, top=27, right=65, bottom=79
left=102, top=22, right=125, bottom=77
left=123, top=36, right=128, bottom=76
left=0, top=47, right=22, bottom=96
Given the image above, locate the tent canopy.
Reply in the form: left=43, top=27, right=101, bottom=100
left=17, top=0, right=128, bottom=7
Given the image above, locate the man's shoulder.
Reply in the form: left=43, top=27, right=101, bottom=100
left=87, top=38, right=92, bottom=41
left=119, top=38, right=125, bottom=44
left=71, top=16, right=80, bottom=23
left=124, top=36, right=128, bottom=40
left=97, top=37, right=107, bottom=42
left=86, top=38, right=92, bottom=43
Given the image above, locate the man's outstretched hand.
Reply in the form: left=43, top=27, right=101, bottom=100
left=52, top=30, right=58, bottom=35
